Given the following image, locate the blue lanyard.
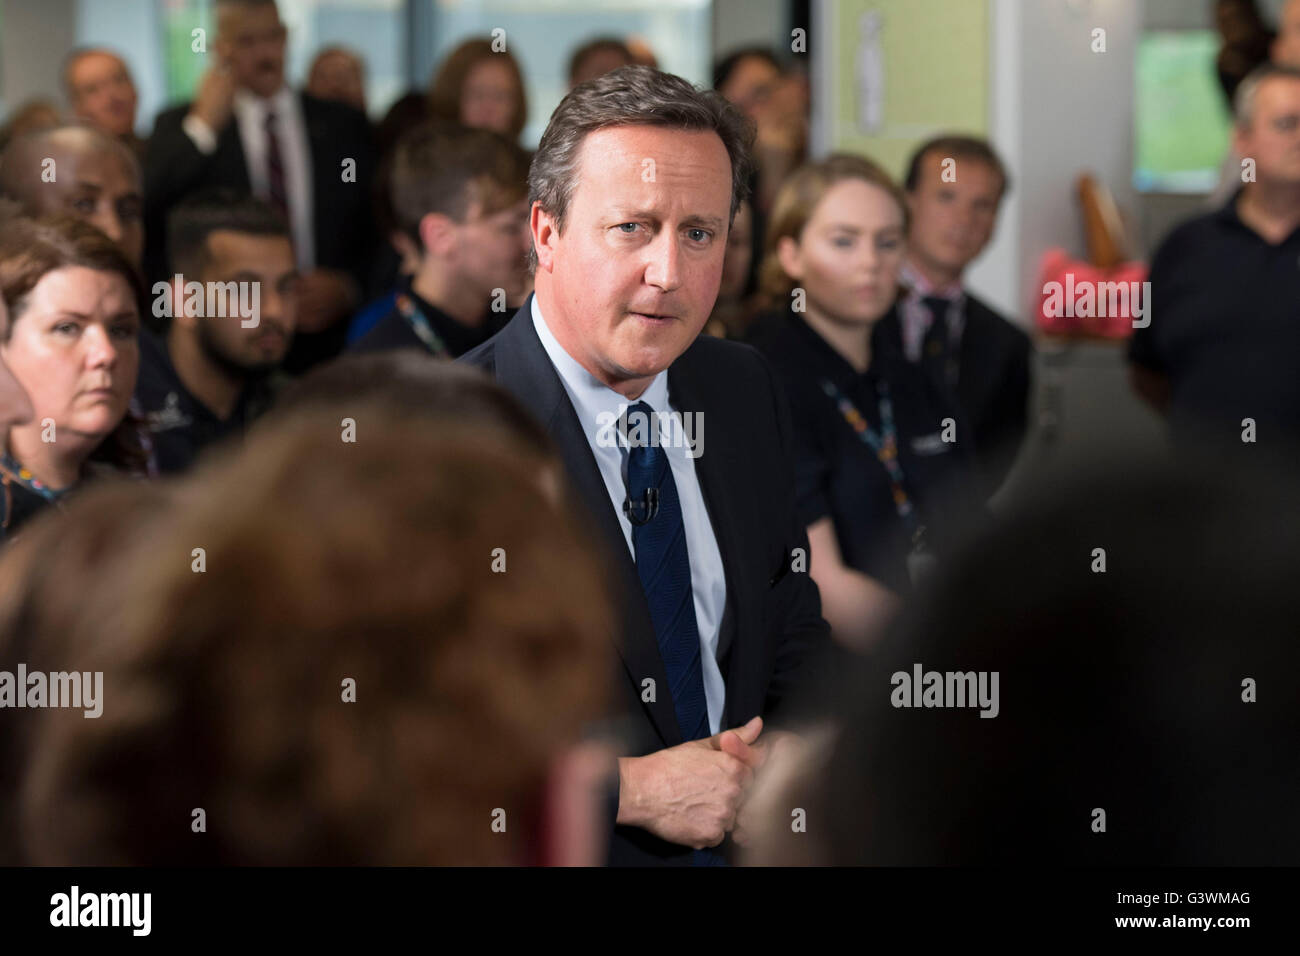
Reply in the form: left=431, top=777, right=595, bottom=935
left=396, top=293, right=449, bottom=357
left=819, top=378, right=926, bottom=547
left=0, top=453, right=70, bottom=505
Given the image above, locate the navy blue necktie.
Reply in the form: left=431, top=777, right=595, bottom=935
left=620, top=401, right=724, bottom=866
left=621, top=401, right=710, bottom=743
left=921, top=295, right=958, bottom=388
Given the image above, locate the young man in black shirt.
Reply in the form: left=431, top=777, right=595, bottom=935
left=134, top=192, right=296, bottom=473
left=351, top=122, right=531, bottom=359
left=1129, top=63, right=1300, bottom=460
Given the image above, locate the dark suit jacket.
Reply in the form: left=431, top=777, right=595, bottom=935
left=460, top=300, right=832, bottom=866
left=143, top=92, right=375, bottom=370
left=876, top=293, right=1032, bottom=499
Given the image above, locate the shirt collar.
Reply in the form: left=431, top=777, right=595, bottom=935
left=233, top=85, right=295, bottom=118
left=1216, top=187, right=1300, bottom=245
left=900, top=258, right=965, bottom=302
left=401, top=276, right=496, bottom=356
left=530, top=294, right=671, bottom=445
left=783, top=306, right=881, bottom=386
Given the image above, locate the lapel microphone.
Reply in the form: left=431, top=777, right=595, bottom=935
left=624, top=487, right=660, bottom=525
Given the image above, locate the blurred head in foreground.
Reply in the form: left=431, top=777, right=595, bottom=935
left=18, top=406, right=615, bottom=864
left=747, top=452, right=1300, bottom=865
left=269, top=352, right=558, bottom=497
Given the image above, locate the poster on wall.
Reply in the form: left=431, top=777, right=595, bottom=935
left=816, top=0, right=989, bottom=179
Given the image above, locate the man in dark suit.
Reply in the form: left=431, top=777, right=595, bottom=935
left=143, top=0, right=373, bottom=372
left=876, top=135, right=1031, bottom=500
left=461, top=66, right=830, bottom=866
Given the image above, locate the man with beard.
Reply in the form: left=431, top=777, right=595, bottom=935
left=143, top=0, right=373, bottom=374
left=135, top=192, right=296, bottom=473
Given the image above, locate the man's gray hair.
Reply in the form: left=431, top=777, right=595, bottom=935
left=1234, top=63, right=1300, bottom=128
left=527, top=65, right=755, bottom=269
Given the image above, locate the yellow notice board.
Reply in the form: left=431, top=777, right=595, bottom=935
left=828, top=0, right=989, bottom=180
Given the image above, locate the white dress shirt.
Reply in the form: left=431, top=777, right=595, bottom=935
left=183, top=86, right=315, bottom=270
left=531, top=295, right=728, bottom=736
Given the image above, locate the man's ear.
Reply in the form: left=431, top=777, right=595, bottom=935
left=531, top=201, right=558, bottom=273
left=418, top=212, right=457, bottom=261
left=1231, top=122, right=1250, bottom=167
left=776, top=235, right=803, bottom=282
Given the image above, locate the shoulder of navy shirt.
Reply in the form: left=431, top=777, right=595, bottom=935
left=133, top=329, right=272, bottom=474
left=748, top=307, right=984, bottom=592
left=349, top=287, right=505, bottom=358
left=1129, top=190, right=1300, bottom=445
left=458, top=295, right=833, bottom=867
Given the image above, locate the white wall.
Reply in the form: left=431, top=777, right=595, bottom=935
left=0, top=0, right=77, bottom=117
left=942, top=0, right=1142, bottom=325
left=1010, top=0, right=1140, bottom=320
left=963, top=0, right=1021, bottom=323
left=713, top=0, right=788, bottom=63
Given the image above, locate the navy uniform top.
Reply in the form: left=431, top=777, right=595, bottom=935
left=0, top=461, right=60, bottom=543
left=1129, top=191, right=1300, bottom=453
left=350, top=278, right=507, bottom=358
left=133, top=330, right=275, bottom=475
left=747, top=307, right=984, bottom=594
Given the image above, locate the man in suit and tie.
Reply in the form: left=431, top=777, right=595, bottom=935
left=143, top=0, right=374, bottom=372
left=876, top=135, right=1031, bottom=500
left=461, top=65, right=831, bottom=866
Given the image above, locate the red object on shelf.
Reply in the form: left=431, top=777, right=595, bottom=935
left=1035, top=248, right=1149, bottom=339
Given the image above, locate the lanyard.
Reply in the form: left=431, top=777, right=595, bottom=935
left=395, top=293, right=449, bottom=357
left=819, top=378, right=927, bottom=551
left=0, top=454, right=70, bottom=505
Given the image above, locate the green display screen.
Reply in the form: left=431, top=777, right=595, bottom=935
left=1135, top=30, right=1235, bottom=193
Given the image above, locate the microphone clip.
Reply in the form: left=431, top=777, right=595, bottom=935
left=624, top=487, right=660, bottom=526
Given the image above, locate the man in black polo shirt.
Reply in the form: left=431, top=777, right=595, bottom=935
left=351, top=122, right=530, bottom=358
left=135, top=192, right=296, bottom=473
left=1130, top=63, right=1300, bottom=459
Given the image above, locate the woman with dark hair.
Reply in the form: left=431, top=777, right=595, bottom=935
left=747, top=155, right=982, bottom=648
left=428, top=38, right=529, bottom=144
left=1215, top=0, right=1276, bottom=106
left=0, top=215, right=147, bottom=540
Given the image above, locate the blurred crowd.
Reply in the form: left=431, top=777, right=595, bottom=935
left=0, top=0, right=1297, bottom=866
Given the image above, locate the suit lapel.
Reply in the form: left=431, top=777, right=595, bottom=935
left=957, top=303, right=989, bottom=417
left=667, top=348, right=746, bottom=718
left=491, top=306, right=681, bottom=747
left=299, top=94, right=332, bottom=262
left=220, top=117, right=251, bottom=192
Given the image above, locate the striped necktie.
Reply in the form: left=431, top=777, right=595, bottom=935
left=264, top=109, right=288, bottom=220
left=621, top=401, right=727, bottom=865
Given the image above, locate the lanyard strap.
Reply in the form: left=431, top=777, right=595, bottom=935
left=819, top=378, right=926, bottom=547
left=0, top=454, right=68, bottom=505
left=395, top=293, right=449, bottom=357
